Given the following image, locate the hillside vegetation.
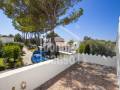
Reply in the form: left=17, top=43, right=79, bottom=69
left=77, top=37, right=116, bottom=57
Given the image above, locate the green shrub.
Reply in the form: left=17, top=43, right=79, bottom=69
left=77, top=37, right=116, bottom=57
left=0, top=58, right=6, bottom=71
left=16, top=57, right=23, bottom=67
left=3, top=45, right=21, bottom=60
left=78, top=44, right=90, bottom=54
left=15, top=60, right=23, bottom=68
left=5, top=58, right=23, bottom=69
left=84, top=44, right=90, bottom=54
left=5, top=42, right=24, bottom=50
left=0, top=65, right=6, bottom=71
left=0, top=41, right=3, bottom=57
left=0, top=50, right=3, bottom=58
left=12, top=57, right=23, bottom=68
left=78, top=43, right=85, bottom=53
left=2, top=43, right=23, bottom=69
left=0, top=40, right=2, bottom=48
left=6, top=58, right=15, bottom=68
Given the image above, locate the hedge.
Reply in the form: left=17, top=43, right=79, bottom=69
left=2, top=45, right=21, bottom=60
left=0, top=58, right=6, bottom=71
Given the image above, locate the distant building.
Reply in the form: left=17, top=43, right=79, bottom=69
left=45, top=37, right=64, bottom=47
left=0, top=35, right=14, bottom=43
left=54, top=37, right=65, bottom=47
left=54, top=37, right=72, bottom=52
left=45, top=36, right=79, bottom=52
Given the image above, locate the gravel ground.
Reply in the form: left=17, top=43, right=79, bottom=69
left=35, top=62, right=118, bottom=90
left=22, top=46, right=33, bottom=65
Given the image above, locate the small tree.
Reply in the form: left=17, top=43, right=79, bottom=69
left=84, top=44, right=90, bottom=54
left=84, top=36, right=91, bottom=40
left=68, top=40, right=74, bottom=46
left=14, top=33, right=23, bottom=42
left=47, top=32, right=59, bottom=38
left=78, top=43, right=85, bottom=53
left=9, top=34, right=14, bottom=37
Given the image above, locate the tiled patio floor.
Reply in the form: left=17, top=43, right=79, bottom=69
left=35, top=62, right=118, bottom=90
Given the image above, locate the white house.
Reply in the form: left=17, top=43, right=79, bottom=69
left=0, top=35, right=14, bottom=43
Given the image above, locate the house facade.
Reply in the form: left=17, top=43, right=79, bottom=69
left=0, top=35, right=14, bottom=43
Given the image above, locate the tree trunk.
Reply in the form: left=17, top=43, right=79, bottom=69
left=34, top=32, right=37, bottom=45
left=37, top=31, right=41, bottom=46
left=51, top=30, right=56, bottom=52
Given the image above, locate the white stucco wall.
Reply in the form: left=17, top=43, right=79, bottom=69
left=0, top=54, right=117, bottom=90
left=0, top=55, right=76, bottom=90
left=0, top=37, right=14, bottom=43
left=77, top=54, right=117, bottom=68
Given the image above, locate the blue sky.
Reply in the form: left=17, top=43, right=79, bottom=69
left=0, top=0, right=120, bottom=41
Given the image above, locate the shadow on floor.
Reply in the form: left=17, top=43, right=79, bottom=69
left=34, top=62, right=118, bottom=90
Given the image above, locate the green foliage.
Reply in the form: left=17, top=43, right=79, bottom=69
left=6, top=58, right=15, bottom=68
left=0, top=0, right=83, bottom=36
left=68, top=40, right=74, bottom=46
left=4, top=57, right=23, bottom=69
left=84, top=44, right=90, bottom=54
left=14, top=33, right=23, bottom=42
left=78, top=37, right=116, bottom=57
left=47, top=32, right=59, bottom=38
left=6, top=57, right=23, bottom=68
left=78, top=43, right=85, bottom=53
left=0, top=49, right=4, bottom=58
left=0, top=41, right=3, bottom=57
left=0, top=42, right=24, bottom=70
left=15, top=57, right=23, bottom=68
left=5, top=42, right=24, bottom=50
left=0, top=58, right=6, bottom=71
left=84, top=36, right=91, bottom=41
left=2, top=45, right=21, bottom=60
left=8, top=34, right=14, bottom=37
left=0, top=0, right=83, bottom=47
left=0, top=40, right=2, bottom=48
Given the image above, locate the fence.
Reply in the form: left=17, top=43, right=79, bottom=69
left=77, top=54, right=117, bottom=68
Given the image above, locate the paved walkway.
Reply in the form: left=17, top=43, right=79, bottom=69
left=35, top=62, right=118, bottom=90
left=22, top=46, right=33, bottom=65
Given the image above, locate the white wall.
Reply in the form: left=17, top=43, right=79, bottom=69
left=0, top=55, right=76, bottom=90
left=117, top=16, right=120, bottom=90
left=0, top=37, right=14, bottom=43
left=0, top=54, right=117, bottom=90
left=76, top=54, right=117, bottom=68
